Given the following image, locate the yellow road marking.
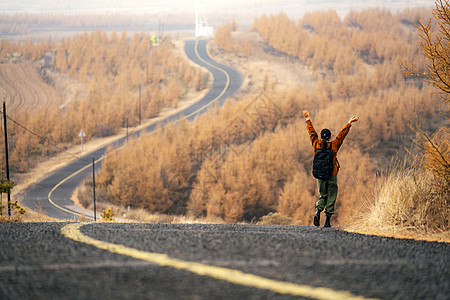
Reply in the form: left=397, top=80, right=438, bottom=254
left=48, top=39, right=231, bottom=220
left=186, top=39, right=231, bottom=116
left=61, top=223, right=377, bottom=300
left=160, top=39, right=232, bottom=124
left=47, top=156, right=104, bottom=220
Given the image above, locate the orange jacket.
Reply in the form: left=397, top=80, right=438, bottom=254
left=306, top=119, right=352, bottom=176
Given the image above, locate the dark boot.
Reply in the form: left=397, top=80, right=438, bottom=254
left=313, top=210, right=321, bottom=226
left=324, top=214, right=331, bottom=228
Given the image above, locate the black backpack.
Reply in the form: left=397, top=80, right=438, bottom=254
left=312, top=146, right=334, bottom=180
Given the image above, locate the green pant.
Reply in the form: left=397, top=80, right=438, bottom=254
left=315, top=175, right=338, bottom=215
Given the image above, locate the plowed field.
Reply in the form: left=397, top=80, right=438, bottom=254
left=0, top=62, right=61, bottom=114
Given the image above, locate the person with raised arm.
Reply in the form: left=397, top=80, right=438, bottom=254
left=302, top=110, right=359, bottom=227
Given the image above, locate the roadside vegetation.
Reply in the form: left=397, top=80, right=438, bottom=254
left=355, top=0, right=449, bottom=239
left=0, top=171, right=25, bottom=222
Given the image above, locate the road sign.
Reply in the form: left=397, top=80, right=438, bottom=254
left=79, top=129, right=86, bottom=152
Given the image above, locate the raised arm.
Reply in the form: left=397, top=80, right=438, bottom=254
left=348, top=116, right=359, bottom=124
left=334, top=115, right=359, bottom=151
left=303, top=110, right=310, bottom=120
left=302, top=110, right=319, bottom=147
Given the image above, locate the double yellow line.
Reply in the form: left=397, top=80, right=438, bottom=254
left=48, top=39, right=230, bottom=220
left=186, top=39, right=231, bottom=117
left=48, top=156, right=104, bottom=220
left=62, top=223, right=376, bottom=300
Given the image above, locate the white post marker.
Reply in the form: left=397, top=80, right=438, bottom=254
left=79, top=129, right=86, bottom=152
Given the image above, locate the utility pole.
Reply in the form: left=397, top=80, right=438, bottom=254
left=139, top=85, right=142, bottom=125
left=3, top=102, right=11, bottom=217
left=126, top=118, right=129, bottom=142
left=92, top=157, right=96, bottom=221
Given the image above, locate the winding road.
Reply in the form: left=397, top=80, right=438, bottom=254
left=21, top=39, right=242, bottom=220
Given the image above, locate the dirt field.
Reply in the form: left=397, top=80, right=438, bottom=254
left=0, top=62, right=62, bottom=114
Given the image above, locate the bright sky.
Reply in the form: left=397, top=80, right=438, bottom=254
left=1, top=0, right=433, bottom=16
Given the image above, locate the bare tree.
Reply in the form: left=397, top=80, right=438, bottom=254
left=403, top=0, right=449, bottom=183
left=404, top=0, right=450, bottom=104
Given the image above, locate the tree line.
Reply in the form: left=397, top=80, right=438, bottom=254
left=214, top=20, right=253, bottom=56
left=0, top=12, right=192, bottom=38
left=251, top=8, right=432, bottom=71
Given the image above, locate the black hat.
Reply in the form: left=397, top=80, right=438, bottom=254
left=321, top=129, right=331, bottom=140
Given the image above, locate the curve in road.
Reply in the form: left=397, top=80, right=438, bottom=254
left=21, top=39, right=242, bottom=220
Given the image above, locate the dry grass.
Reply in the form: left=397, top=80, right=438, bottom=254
left=0, top=213, right=25, bottom=223
left=0, top=200, right=59, bottom=223
left=258, top=212, right=292, bottom=225
left=348, top=162, right=449, bottom=243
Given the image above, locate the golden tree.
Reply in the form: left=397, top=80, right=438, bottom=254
left=403, top=0, right=449, bottom=183
left=405, top=0, right=450, bottom=102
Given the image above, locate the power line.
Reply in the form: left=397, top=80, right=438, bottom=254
left=0, top=111, right=89, bottom=163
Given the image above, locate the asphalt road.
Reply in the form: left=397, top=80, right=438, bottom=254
left=0, top=222, right=448, bottom=299
left=20, top=39, right=242, bottom=220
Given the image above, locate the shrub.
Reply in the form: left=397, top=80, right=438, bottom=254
left=360, top=164, right=449, bottom=233
left=0, top=201, right=26, bottom=222
left=101, top=208, right=115, bottom=222
left=258, top=212, right=292, bottom=225
left=0, top=171, right=24, bottom=222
